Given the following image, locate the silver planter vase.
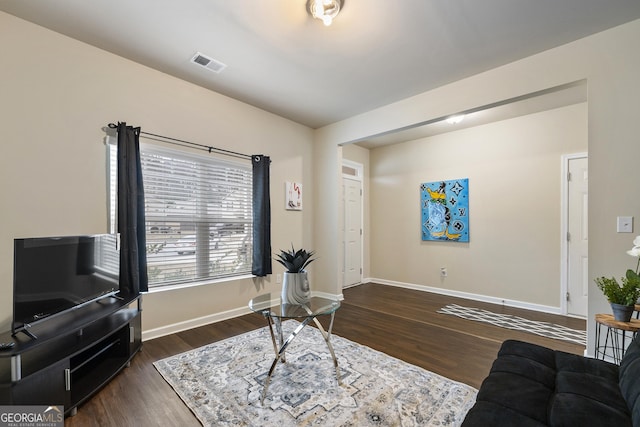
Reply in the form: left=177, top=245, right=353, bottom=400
left=281, top=271, right=310, bottom=305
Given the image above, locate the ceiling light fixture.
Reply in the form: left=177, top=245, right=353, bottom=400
left=446, top=115, right=465, bottom=124
left=307, top=0, right=343, bottom=26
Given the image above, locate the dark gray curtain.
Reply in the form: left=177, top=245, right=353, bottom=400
left=117, top=122, right=148, bottom=294
left=252, top=155, right=272, bottom=276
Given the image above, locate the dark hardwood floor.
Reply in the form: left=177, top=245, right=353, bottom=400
left=65, top=282, right=585, bottom=426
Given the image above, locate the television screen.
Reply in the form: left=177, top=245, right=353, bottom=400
left=12, top=234, right=120, bottom=334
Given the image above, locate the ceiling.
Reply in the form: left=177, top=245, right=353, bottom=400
left=2, top=1, right=639, bottom=135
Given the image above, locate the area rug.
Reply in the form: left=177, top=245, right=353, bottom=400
left=437, top=304, right=586, bottom=346
left=153, top=320, right=477, bottom=426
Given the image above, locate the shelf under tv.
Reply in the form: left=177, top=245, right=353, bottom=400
left=0, top=293, right=142, bottom=416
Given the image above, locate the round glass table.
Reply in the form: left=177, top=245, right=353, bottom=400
left=248, top=293, right=342, bottom=404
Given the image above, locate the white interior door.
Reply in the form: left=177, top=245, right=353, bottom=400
left=343, top=178, right=362, bottom=287
left=567, top=156, right=588, bottom=317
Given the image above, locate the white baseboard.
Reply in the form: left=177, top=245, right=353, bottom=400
left=314, top=290, right=345, bottom=301
left=142, top=305, right=253, bottom=342
left=141, top=290, right=345, bottom=342
left=368, top=278, right=564, bottom=315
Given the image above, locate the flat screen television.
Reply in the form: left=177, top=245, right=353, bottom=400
left=12, top=234, right=120, bottom=337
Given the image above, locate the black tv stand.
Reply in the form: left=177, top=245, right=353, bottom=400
left=11, top=326, right=37, bottom=340
left=0, top=294, right=142, bottom=416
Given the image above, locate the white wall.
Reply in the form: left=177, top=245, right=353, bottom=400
left=315, top=18, right=640, bottom=352
left=0, top=12, right=314, bottom=338
left=368, top=103, right=587, bottom=310
left=4, top=10, right=640, bottom=353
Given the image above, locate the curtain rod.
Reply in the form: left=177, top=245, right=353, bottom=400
left=107, top=123, right=252, bottom=161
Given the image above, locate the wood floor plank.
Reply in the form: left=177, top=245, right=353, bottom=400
left=340, top=283, right=585, bottom=353
left=64, top=282, right=585, bottom=426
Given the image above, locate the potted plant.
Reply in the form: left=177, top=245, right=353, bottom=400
left=595, top=236, right=640, bottom=322
left=275, top=245, right=316, bottom=304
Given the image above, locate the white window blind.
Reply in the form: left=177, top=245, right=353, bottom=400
left=109, top=141, right=253, bottom=288
left=93, top=234, right=120, bottom=280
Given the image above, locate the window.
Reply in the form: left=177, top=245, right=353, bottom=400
left=93, top=234, right=120, bottom=280
left=109, top=141, right=253, bottom=288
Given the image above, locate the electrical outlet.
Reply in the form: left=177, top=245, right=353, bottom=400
left=276, top=274, right=282, bottom=284
left=440, top=267, right=447, bottom=277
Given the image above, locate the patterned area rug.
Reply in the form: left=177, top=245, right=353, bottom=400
left=437, top=304, right=586, bottom=346
left=154, top=320, right=477, bottom=426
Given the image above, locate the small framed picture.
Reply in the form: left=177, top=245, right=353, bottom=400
left=286, top=181, right=302, bottom=210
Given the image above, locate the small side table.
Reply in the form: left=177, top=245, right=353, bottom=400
left=594, top=313, right=640, bottom=364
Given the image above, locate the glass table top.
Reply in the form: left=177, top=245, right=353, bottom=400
left=248, top=293, right=340, bottom=319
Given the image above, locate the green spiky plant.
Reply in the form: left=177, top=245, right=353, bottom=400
left=275, top=245, right=316, bottom=273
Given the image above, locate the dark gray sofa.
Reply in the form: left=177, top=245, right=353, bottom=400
left=462, top=334, right=640, bottom=426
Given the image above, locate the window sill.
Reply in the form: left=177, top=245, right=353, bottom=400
left=144, top=273, right=256, bottom=294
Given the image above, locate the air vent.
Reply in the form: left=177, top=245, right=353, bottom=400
left=190, top=52, right=227, bottom=74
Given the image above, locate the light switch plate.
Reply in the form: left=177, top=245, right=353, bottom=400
left=617, top=216, right=633, bottom=233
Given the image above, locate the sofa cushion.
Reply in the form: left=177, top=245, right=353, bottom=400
left=474, top=371, right=552, bottom=424
left=554, top=351, right=629, bottom=417
left=463, top=339, right=635, bottom=426
left=498, top=339, right=556, bottom=368
left=462, top=401, right=547, bottom=427
left=467, top=341, right=558, bottom=425
left=619, top=333, right=640, bottom=426
left=550, top=390, right=632, bottom=426
left=551, top=370, right=631, bottom=426
left=555, top=350, right=619, bottom=381
left=490, top=354, right=556, bottom=388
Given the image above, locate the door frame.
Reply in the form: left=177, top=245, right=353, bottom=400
left=560, top=152, right=588, bottom=316
left=342, top=159, right=364, bottom=288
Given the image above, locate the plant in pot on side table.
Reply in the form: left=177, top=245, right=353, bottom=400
left=595, top=236, right=640, bottom=322
left=275, top=246, right=316, bottom=305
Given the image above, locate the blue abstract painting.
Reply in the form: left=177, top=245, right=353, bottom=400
left=421, top=178, right=469, bottom=242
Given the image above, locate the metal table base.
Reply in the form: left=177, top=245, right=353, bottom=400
left=248, top=294, right=342, bottom=405
left=261, top=310, right=341, bottom=404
